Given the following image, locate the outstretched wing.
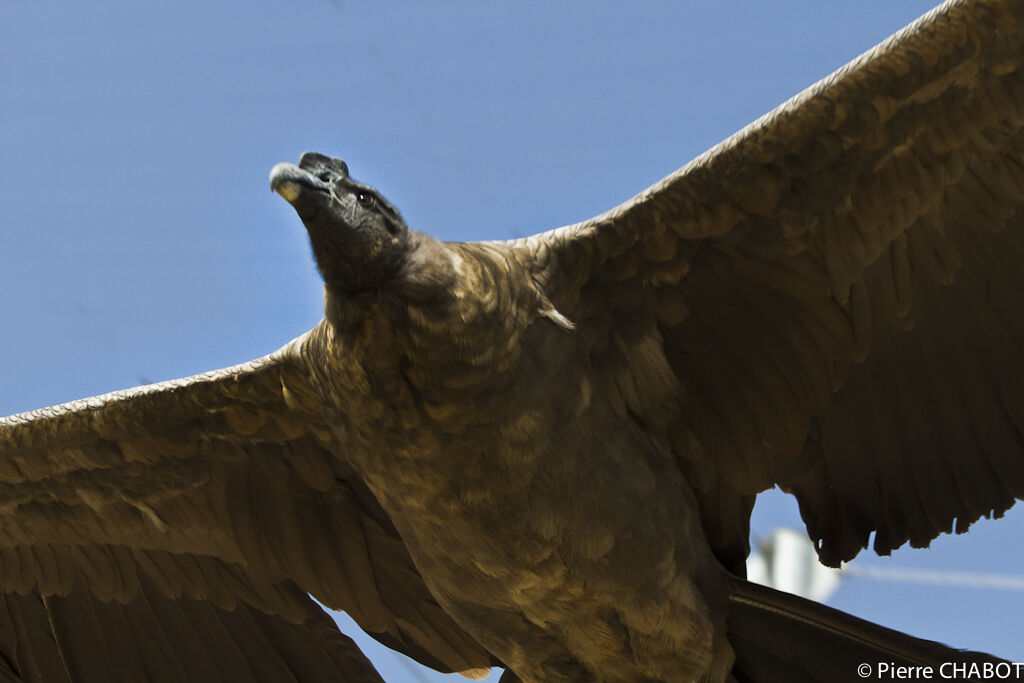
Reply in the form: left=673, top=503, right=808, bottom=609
left=0, top=585, right=383, bottom=683
left=0, top=326, right=494, bottom=681
left=520, top=0, right=1024, bottom=568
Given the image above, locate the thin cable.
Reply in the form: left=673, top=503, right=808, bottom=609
left=841, top=565, right=1024, bottom=591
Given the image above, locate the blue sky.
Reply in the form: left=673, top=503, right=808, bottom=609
left=1, top=1, right=1021, bottom=679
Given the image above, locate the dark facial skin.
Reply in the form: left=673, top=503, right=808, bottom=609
left=270, top=153, right=416, bottom=295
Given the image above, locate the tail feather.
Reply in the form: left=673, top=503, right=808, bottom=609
left=727, top=578, right=1003, bottom=682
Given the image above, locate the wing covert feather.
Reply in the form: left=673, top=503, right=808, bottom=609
left=521, top=0, right=1024, bottom=566
left=0, top=330, right=495, bottom=678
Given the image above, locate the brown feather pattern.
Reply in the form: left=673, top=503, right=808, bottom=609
left=518, top=0, right=1024, bottom=567
left=0, top=334, right=494, bottom=679
left=4, top=0, right=1024, bottom=680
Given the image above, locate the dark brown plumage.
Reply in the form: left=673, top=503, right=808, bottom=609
left=2, top=0, right=1024, bottom=680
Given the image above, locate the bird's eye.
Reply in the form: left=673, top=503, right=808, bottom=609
left=357, top=192, right=375, bottom=208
